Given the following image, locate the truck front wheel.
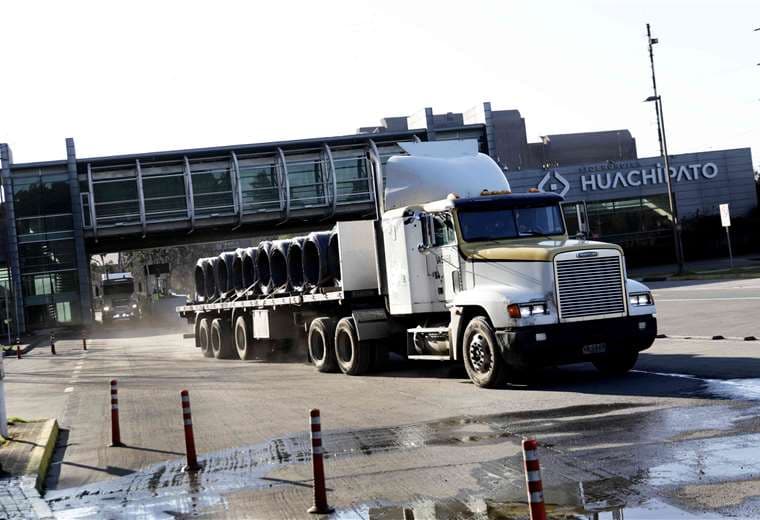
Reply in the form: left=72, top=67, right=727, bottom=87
left=592, top=350, right=639, bottom=375
left=334, top=317, right=371, bottom=376
left=462, top=316, right=507, bottom=388
left=199, top=318, right=213, bottom=358
left=211, top=318, right=236, bottom=360
left=309, top=318, right=338, bottom=372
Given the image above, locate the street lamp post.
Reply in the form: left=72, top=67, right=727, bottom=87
left=646, top=23, right=686, bottom=274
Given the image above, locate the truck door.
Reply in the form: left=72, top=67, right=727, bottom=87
left=433, top=213, right=461, bottom=302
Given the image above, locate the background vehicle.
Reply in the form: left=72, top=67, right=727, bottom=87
left=178, top=140, right=657, bottom=387
left=101, top=272, right=143, bottom=324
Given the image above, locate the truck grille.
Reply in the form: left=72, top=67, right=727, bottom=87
left=555, top=254, right=626, bottom=321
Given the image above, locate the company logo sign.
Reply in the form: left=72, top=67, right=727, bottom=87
left=580, top=162, right=718, bottom=192
left=537, top=170, right=571, bottom=196
left=535, top=162, right=719, bottom=195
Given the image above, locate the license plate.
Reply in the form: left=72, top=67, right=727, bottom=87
left=582, top=343, right=607, bottom=355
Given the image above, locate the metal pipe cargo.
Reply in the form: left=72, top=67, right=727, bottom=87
left=256, top=241, right=274, bottom=295
left=217, top=252, right=237, bottom=296
left=194, top=259, right=206, bottom=301
left=287, top=237, right=306, bottom=292
left=270, top=240, right=291, bottom=292
left=303, top=231, right=333, bottom=287
left=241, top=247, right=259, bottom=295
left=328, top=230, right=341, bottom=284
left=200, top=258, right=217, bottom=300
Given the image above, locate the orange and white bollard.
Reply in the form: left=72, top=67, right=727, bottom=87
left=522, top=437, right=547, bottom=520
left=307, top=408, right=333, bottom=515
left=181, top=390, right=200, bottom=472
left=110, top=379, right=123, bottom=447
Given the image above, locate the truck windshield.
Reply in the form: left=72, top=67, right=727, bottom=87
left=458, top=205, right=565, bottom=242
left=103, top=280, right=134, bottom=296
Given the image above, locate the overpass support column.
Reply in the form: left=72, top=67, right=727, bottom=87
left=66, top=138, right=93, bottom=327
left=0, top=143, right=25, bottom=336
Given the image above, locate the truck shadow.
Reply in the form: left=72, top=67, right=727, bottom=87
left=369, top=355, right=753, bottom=401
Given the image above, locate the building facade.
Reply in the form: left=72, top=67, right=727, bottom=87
left=0, top=101, right=756, bottom=334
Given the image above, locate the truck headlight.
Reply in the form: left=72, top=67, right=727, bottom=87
left=628, top=292, right=654, bottom=306
left=103, top=306, right=110, bottom=312
left=132, top=303, right=137, bottom=309
left=508, top=302, right=549, bottom=318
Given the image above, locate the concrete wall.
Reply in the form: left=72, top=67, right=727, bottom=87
left=507, top=148, right=757, bottom=219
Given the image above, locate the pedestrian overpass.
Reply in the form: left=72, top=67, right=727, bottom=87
left=1, top=124, right=487, bottom=332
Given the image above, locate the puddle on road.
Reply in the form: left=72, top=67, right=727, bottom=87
left=704, top=378, right=760, bottom=401
left=331, top=493, right=724, bottom=519
left=46, top=397, right=760, bottom=518
left=648, top=433, right=760, bottom=487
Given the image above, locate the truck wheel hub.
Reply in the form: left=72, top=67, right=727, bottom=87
left=469, top=333, right=491, bottom=373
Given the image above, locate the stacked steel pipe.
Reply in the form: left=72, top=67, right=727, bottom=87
left=193, top=228, right=341, bottom=302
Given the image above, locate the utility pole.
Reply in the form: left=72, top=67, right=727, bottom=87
left=646, top=23, right=686, bottom=274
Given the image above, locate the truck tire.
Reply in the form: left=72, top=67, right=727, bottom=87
left=234, top=315, right=255, bottom=360
left=334, top=317, right=371, bottom=375
left=194, top=316, right=202, bottom=348
left=199, top=317, right=213, bottom=358
left=462, top=316, right=506, bottom=388
left=211, top=318, right=236, bottom=360
left=592, top=350, right=639, bottom=375
left=308, top=318, right=338, bottom=372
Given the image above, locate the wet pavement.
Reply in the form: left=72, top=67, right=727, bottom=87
left=45, top=382, right=760, bottom=518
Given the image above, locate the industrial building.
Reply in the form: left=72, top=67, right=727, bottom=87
left=1, top=102, right=756, bottom=334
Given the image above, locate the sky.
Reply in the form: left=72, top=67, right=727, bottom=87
left=0, top=0, right=758, bottom=167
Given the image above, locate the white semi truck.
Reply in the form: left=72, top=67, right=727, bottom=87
left=177, top=140, right=657, bottom=388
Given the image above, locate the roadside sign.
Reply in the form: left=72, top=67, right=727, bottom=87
left=720, top=203, right=731, bottom=227
left=719, top=203, right=734, bottom=268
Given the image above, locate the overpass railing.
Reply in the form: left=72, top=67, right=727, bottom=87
left=80, top=140, right=403, bottom=239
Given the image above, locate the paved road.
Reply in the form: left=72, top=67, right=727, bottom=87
left=649, top=277, right=760, bottom=338
left=3, top=278, right=760, bottom=518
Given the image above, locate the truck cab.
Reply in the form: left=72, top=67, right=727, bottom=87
left=101, top=273, right=143, bottom=325
left=382, top=141, right=657, bottom=387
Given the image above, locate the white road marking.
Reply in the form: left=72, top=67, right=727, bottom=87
left=656, top=297, right=760, bottom=302
left=64, top=387, right=74, bottom=393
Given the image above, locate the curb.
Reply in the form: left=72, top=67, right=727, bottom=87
left=657, top=334, right=758, bottom=342
left=2, top=336, right=49, bottom=357
left=24, top=419, right=59, bottom=493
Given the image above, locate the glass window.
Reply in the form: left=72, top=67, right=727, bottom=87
left=19, top=241, right=77, bottom=272
left=334, top=157, right=372, bottom=204
left=432, top=213, right=456, bottom=246
left=288, top=160, right=325, bottom=207
left=239, top=164, right=280, bottom=212
left=458, top=205, right=565, bottom=242
left=192, top=167, right=234, bottom=215
left=143, top=175, right=187, bottom=220
left=56, top=302, right=72, bottom=323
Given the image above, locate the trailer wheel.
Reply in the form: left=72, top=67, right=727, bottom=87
left=211, top=318, right=236, bottom=360
left=462, top=316, right=506, bottom=388
left=592, top=350, right=639, bottom=375
left=234, top=315, right=255, bottom=360
left=334, top=317, right=371, bottom=375
left=308, top=318, right=338, bottom=372
left=199, top=317, right=213, bottom=358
